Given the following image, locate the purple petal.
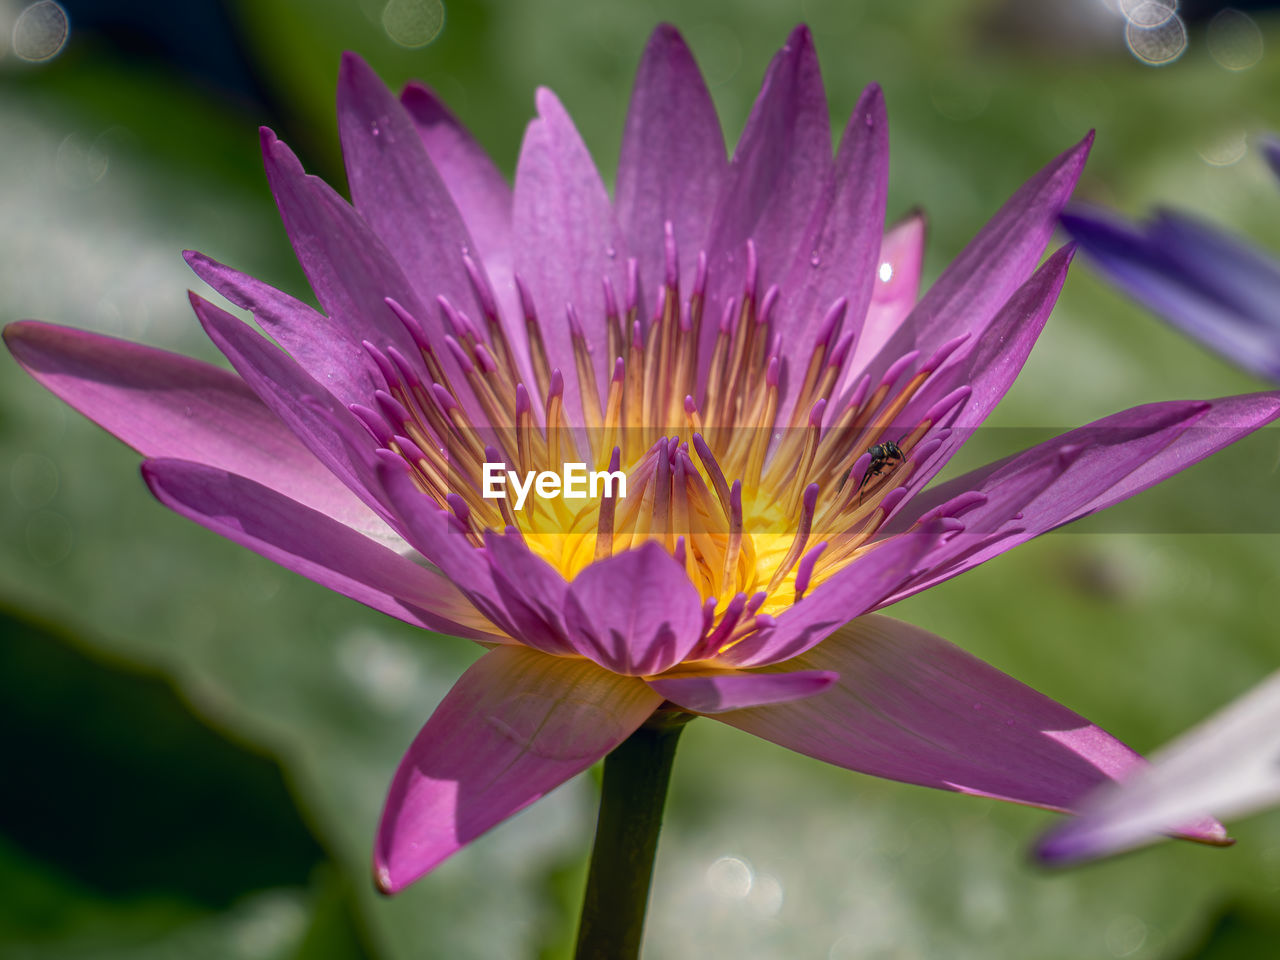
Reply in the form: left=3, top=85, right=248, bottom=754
left=1261, top=134, right=1280, bottom=186
left=846, top=212, right=926, bottom=381
left=615, top=24, right=726, bottom=315
left=889, top=243, right=1076, bottom=499
left=400, top=80, right=512, bottom=269
left=142, top=458, right=499, bottom=641
left=714, top=614, right=1230, bottom=844
left=512, top=87, right=626, bottom=424
left=778, top=83, right=888, bottom=402
left=855, top=133, right=1092, bottom=397
left=375, top=646, right=662, bottom=891
left=481, top=530, right=577, bottom=656
left=705, top=25, right=830, bottom=274
left=1039, top=670, right=1280, bottom=864
left=258, top=128, right=483, bottom=421
left=699, top=25, right=831, bottom=383
left=563, top=541, right=704, bottom=675
left=374, top=459, right=525, bottom=637
left=337, top=55, right=523, bottom=372
left=647, top=668, right=836, bottom=713
left=184, top=250, right=380, bottom=407
left=1062, top=204, right=1280, bottom=382
left=1070, top=391, right=1280, bottom=518
left=717, top=526, right=945, bottom=668
left=3, top=320, right=389, bottom=542
left=189, top=293, right=391, bottom=522
left=884, top=395, right=1280, bottom=602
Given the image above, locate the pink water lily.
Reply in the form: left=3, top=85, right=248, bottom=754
left=7, top=24, right=1273, bottom=895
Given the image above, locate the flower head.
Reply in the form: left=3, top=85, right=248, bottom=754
left=7, top=25, right=1276, bottom=894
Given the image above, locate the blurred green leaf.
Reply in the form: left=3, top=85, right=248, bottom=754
left=0, top=605, right=325, bottom=906
left=0, top=607, right=371, bottom=959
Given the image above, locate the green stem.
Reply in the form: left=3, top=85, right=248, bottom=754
left=574, top=711, right=690, bottom=960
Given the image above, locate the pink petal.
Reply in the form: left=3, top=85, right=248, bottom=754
left=400, top=80, right=512, bottom=269
left=142, top=458, right=499, bottom=642
left=713, top=614, right=1229, bottom=844
left=615, top=24, right=725, bottom=316
left=3, top=320, right=388, bottom=542
left=512, top=88, right=626, bottom=424
left=858, top=133, right=1092, bottom=394
left=374, top=646, right=662, bottom=891
left=647, top=668, right=836, bottom=713
left=846, top=212, right=927, bottom=378
left=563, top=541, right=704, bottom=675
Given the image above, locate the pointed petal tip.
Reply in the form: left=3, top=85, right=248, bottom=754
left=372, top=860, right=401, bottom=896
left=3, top=318, right=35, bottom=347
left=650, top=22, right=683, bottom=43
left=787, top=23, right=814, bottom=47
left=1035, top=815, right=1234, bottom=867
left=338, top=50, right=382, bottom=94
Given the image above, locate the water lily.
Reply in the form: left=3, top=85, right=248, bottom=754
left=7, top=25, right=1276, bottom=923
left=1060, top=138, right=1280, bottom=383
left=1038, top=669, right=1280, bottom=864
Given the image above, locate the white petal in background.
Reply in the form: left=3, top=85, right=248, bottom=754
left=1040, top=669, right=1280, bottom=864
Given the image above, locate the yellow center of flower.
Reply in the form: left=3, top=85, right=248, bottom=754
left=360, top=227, right=965, bottom=650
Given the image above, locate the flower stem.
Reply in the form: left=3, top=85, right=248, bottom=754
left=574, top=711, right=691, bottom=960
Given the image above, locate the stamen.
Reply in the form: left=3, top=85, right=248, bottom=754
left=594, top=445, right=622, bottom=560
left=768, top=482, right=819, bottom=593
left=720, top=479, right=743, bottom=598
left=567, top=305, right=604, bottom=443
left=515, top=274, right=551, bottom=401
left=794, top=541, right=827, bottom=601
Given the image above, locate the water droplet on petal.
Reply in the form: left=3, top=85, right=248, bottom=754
left=606, top=246, right=617, bottom=260
left=865, top=112, right=874, bottom=127
left=809, top=251, right=821, bottom=267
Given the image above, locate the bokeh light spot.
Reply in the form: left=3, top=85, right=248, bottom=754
left=11, top=1, right=69, bottom=62
left=706, top=855, right=753, bottom=899
left=382, top=0, right=444, bottom=49
left=1125, top=7, right=1186, bottom=65
left=1198, top=130, right=1247, bottom=167
left=1119, top=0, right=1178, bottom=29
left=1207, top=9, right=1263, bottom=72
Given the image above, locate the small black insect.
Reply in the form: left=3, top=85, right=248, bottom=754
left=857, top=440, right=904, bottom=502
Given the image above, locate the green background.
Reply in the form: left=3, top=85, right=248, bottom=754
left=3, top=0, right=1279, bottom=956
